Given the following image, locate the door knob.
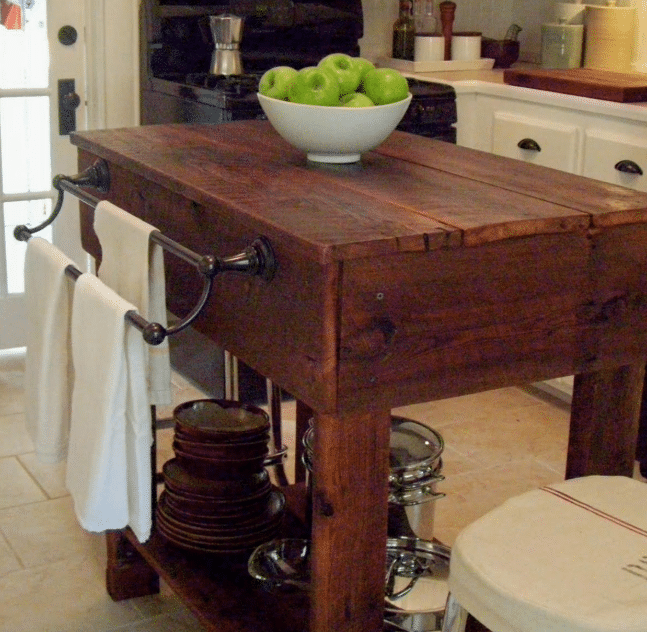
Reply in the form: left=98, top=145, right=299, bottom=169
left=58, top=79, right=80, bottom=135
left=58, top=25, right=78, bottom=46
left=62, top=92, right=81, bottom=110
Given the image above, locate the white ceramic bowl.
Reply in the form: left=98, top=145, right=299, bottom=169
left=257, top=92, right=413, bottom=163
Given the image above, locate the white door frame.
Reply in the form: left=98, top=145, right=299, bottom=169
left=84, top=0, right=140, bottom=130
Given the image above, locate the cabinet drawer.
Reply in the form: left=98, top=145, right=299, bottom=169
left=583, top=130, right=647, bottom=192
left=492, top=112, right=580, bottom=173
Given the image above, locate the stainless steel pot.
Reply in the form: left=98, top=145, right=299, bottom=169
left=303, top=416, right=445, bottom=542
left=384, top=537, right=450, bottom=632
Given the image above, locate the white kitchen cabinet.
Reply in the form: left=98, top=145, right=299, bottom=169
left=456, top=87, right=647, bottom=196
left=492, top=112, right=580, bottom=173
left=583, top=129, right=647, bottom=193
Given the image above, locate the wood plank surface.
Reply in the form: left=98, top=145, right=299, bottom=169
left=503, top=67, right=647, bottom=103
left=376, top=132, right=647, bottom=230
left=77, top=152, right=342, bottom=413
left=73, top=125, right=454, bottom=263
left=72, top=122, right=647, bottom=257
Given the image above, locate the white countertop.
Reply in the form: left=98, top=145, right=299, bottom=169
left=401, top=65, right=647, bottom=123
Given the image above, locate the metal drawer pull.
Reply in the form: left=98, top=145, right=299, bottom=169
left=517, top=138, right=541, bottom=152
left=614, top=159, right=643, bottom=176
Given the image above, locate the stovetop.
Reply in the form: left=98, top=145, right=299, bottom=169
left=151, top=72, right=263, bottom=110
left=147, top=72, right=457, bottom=138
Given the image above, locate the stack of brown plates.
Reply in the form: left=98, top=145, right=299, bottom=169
left=156, top=399, right=285, bottom=554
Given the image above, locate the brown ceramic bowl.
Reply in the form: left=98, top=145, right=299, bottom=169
left=173, top=435, right=269, bottom=461
left=173, top=399, right=270, bottom=443
left=162, top=458, right=269, bottom=498
left=163, top=484, right=273, bottom=517
left=481, top=38, right=520, bottom=68
left=173, top=443, right=268, bottom=479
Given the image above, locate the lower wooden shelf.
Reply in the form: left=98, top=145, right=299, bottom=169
left=108, top=484, right=310, bottom=632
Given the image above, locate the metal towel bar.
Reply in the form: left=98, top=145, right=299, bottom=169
left=13, top=159, right=277, bottom=346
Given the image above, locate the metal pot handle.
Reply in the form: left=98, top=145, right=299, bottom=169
left=263, top=445, right=288, bottom=468
left=385, top=555, right=426, bottom=600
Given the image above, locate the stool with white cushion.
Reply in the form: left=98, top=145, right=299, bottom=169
left=441, top=475, right=647, bottom=632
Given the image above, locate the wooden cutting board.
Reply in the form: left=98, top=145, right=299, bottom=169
left=503, top=68, right=647, bottom=103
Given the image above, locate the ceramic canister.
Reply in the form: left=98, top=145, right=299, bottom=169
left=414, top=33, right=445, bottom=62
left=584, top=5, right=636, bottom=72
left=451, top=31, right=482, bottom=61
left=554, top=2, right=585, bottom=25
left=541, top=21, right=584, bottom=69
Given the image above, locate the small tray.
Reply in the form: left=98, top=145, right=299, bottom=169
left=378, top=57, right=495, bottom=73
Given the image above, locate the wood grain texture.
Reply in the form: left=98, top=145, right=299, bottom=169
left=568, top=364, right=645, bottom=478
left=503, top=68, right=647, bottom=103
left=376, top=133, right=647, bottom=230
left=310, top=408, right=391, bottom=632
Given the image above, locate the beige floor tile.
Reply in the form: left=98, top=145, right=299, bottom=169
left=0, top=371, right=25, bottom=415
left=127, top=580, right=193, bottom=620
left=433, top=460, right=565, bottom=546
left=0, top=456, right=46, bottom=509
left=0, top=496, right=101, bottom=569
left=101, top=608, right=202, bottom=632
left=0, top=412, right=33, bottom=457
left=17, top=453, right=68, bottom=499
left=392, top=386, right=545, bottom=430
left=0, top=532, right=21, bottom=577
left=432, top=402, right=570, bottom=471
left=0, top=553, right=144, bottom=632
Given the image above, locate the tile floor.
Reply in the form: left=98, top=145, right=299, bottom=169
left=0, top=352, right=642, bottom=631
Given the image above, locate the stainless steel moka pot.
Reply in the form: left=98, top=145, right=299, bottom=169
left=209, top=14, right=244, bottom=75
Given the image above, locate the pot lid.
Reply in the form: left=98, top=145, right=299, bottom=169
left=389, top=417, right=444, bottom=472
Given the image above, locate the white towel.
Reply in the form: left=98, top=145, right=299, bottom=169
left=23, top=237, right=78, bottom=464
left=66, top=274, right=152, bottom=542
left=94, top=200, right=171, bottom=406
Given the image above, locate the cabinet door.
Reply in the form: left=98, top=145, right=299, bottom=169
left=492, top=112, right=580, bottom=173
left=583, top=129, right=647, bottom=192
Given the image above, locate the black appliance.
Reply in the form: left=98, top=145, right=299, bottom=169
left=140, top=0, right=457, bottom=141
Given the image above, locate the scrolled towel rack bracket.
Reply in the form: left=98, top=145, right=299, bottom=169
left=16, top=160, right=278, bottom=346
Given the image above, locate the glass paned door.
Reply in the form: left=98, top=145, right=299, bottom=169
left=0, top=0, right=87, bottom=349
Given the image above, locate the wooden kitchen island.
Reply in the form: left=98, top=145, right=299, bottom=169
left=71, top=121, right=647, bottom=632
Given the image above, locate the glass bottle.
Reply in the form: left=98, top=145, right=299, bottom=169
left=393, top=0, right=415, bottom=60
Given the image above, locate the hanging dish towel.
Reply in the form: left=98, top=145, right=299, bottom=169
left=66, top=274, right=152, bottom=542
left=94, top=200, right=171, bottom=406
left=23, top=237, right=78, bottom=464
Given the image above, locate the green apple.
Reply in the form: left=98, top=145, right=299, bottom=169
left=340, top=92, right=375, bottom=107
left=259, top=66, right=298, bottom=100
left=363, top=68, right=409, bottom=105
left=352, top=57, right=376, bottom=84
left=317, top=53, right=362, bottom=94
left=288, top=66, right=341, bottom=106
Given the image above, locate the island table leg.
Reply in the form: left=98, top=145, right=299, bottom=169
left=567, top=363, right=645, bottom=478
left=309, top=408, right=391, bottom=632
left=105, top=530, right=160, bottom=601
